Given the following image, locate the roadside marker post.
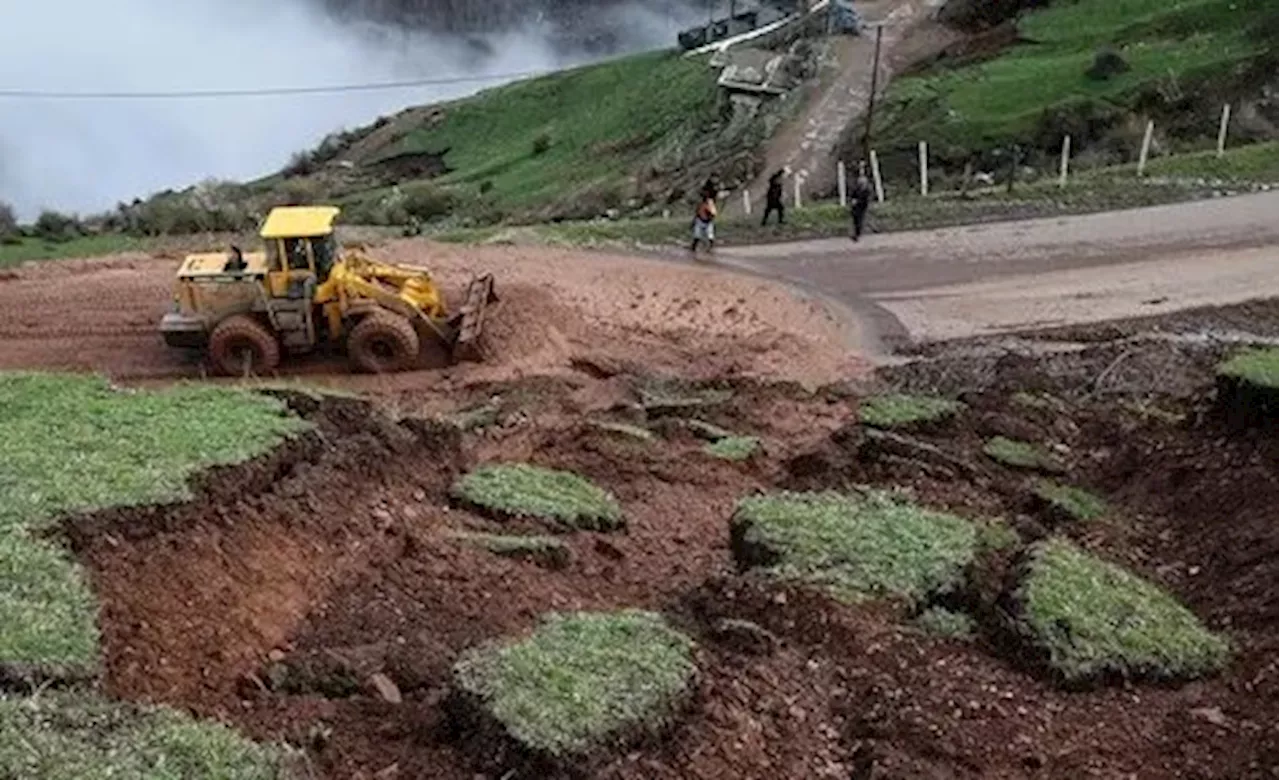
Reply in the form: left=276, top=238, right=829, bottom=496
left=837, top=160, right=848, bottom=207
left=1137, top=120, right=1154, bottom=176
left=1217, top=104, right=1231, bottom=158
left=918, top=140, right=928, bottom=196
left=742, top=189, right=752, bottom=215
left=1059, top=135, right=1071, bottom=188
left=869, top=150, right=885, bottom=202
left=794, top=175, right=802, bottom=209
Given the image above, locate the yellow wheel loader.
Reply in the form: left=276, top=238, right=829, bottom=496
left=160, top=205, right=498, bottom=376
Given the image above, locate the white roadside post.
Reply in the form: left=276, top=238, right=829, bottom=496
left=742, top=189, right=752, bottom=215
left=1217, top=103, right=1231, bottom=158
left=794, top=174, right=803, bottom=209
left=837, top=160, right=848, bottom=207
left=1137, top=120, right=1155, bottom=176
left=869, top=149, right=885, bottom=202
left=918, top=140, right=928, bottom=196
left=1059, top=135, right=1071, bottom=188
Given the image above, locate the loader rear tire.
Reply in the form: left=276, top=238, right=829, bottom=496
left=348, top=313, right=420, bottom=374
left=207, top=315, right=280, bottom=377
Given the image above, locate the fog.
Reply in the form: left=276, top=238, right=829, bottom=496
left=0, top=0, right=691, bottom=220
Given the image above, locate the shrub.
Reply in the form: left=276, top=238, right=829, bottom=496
left=453, top=610, right=696, bottom=758
left=0, top=201, right=16, bottom=238
left=274, top=178, right=325, bottom=207
left=1085, top=46, right=1130, bottom=81
left=983, top=436, right=1064, bottom=472
left=731, top=489, right=977, bottom=605
left=282, top=150, right=317, bottom=178
left=1011, top=538, right=1231, bottom=684
left=451, top=463, right=623, bottom=530
left=402, top=186, right=454, bottom=221
left=33, top=211, right=82, bottom=242
left=531, top=131, right=552, bottom=156
left=859, top=393, right=963, bottom=428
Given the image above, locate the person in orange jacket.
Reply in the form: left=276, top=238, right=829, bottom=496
left=690, top=190, right=718, bottom=255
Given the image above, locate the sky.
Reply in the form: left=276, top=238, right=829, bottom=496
left=0, top=0, right=690, bottom=220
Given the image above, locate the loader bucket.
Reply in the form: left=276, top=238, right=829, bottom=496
left=452, top=273, right=499, bottom=362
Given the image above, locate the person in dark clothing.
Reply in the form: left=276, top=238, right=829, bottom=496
left=761, top=169, right=786, bottom=226
left=699, top=175, right=720, bottom=202
left=849, top=165, right=873, bottom=242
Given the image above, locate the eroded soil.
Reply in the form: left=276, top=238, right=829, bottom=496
left=59, top=302, right=1278, bottom=780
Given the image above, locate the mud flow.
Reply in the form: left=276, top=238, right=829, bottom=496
left=56, top=298, right=1276, bottom=779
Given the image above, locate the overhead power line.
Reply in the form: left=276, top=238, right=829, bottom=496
left=0, top=69, right=553, bottom=100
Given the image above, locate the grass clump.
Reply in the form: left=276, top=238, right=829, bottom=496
left=588, top=421, right=655, bottom=441
left=1215, top=345, right=1279, bottom=389
left=704, top=436, right=761, bottom=461
left=0, top=692, right=291, bottom=779
left=0, top=373, right=311, bottom=534
left=1012, top=538, right=1231, bottom=684
left=1032, top=479, right=1108, bottom=522
left=680, top=419, right=735, bottom=441
left=859, top=394, right=963, bottom=428
left=451, top=463, right=623, bottom=530
left=0, top=533, right=99, bottom=674
left=731, top=490, right=977, bottom=606
left=453, top=610, right=696, bottom=758
left=915, top=607, right=977, bottom=639
left=0, top=372, right=310, bottom=673
left=983, top=436, right=1065, bottom=472
left=450, top=531, right=572, bottom=569
left=976, top=519, right=1021, bottom=552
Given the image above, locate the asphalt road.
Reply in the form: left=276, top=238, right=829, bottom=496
left=714, top=192, right=1279, bottom=353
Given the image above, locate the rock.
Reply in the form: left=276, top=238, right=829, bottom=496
left=267, top=648, right=286, bottom=663
left=374, top=764, right=401, bottom=779
left=1189, top=706, right=1229, bottom=728
left=370, top=672, right=403, bottom=704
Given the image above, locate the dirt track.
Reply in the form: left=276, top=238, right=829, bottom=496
left=0, top=244, right=862, bottom=389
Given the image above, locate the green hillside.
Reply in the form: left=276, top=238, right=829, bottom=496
left=370, top=50, right=721, bottom=215
left=865, top=0, right=1277, bottom=178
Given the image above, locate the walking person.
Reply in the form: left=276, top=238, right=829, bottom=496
left=761, top=169, right=786, bottom=226
left=849, top=164, right=873, bottom=242
left=690, top=189, right=718, bottom=256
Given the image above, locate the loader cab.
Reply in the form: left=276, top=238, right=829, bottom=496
left=259, top=206, right=342, bottom=299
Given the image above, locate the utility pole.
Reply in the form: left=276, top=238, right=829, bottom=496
left=860, top=23, right=885, bottom=156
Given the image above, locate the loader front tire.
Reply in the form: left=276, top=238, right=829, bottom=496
left=207, top=315, right=280, bottom=377
left=348, top=313, right=420, bottom=374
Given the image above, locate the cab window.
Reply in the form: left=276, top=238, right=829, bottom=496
left=265, top=239, right=282, bottom=271
left=284, top=238, right=311, bottom=271
left=311, top=236, right=336, bottom=280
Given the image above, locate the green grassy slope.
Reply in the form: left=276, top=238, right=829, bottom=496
left=383, top=51, right=721, bottom=213
left=870, top=0, right=1277, bottom=175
